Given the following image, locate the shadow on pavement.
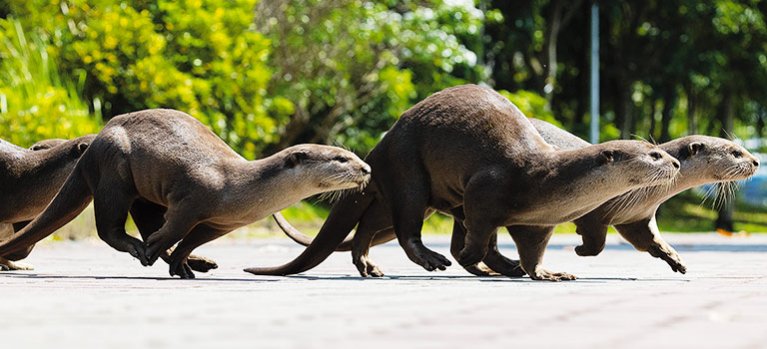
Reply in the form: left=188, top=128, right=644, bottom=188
left=0, top=272, right=275, bottom=282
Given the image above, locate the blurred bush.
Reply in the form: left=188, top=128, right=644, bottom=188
left=7, top=0, right=272, bottom=158
left=0, top=19, right=101, bottom=146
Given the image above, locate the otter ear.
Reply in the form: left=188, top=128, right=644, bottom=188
left=687, top=142, right=703, bottom=156
left=286, top=151, right=308, bottom=168
left=30, top=144, right=47, bottom=151
left=77, top=142, right=89, bottom=154
left=599, top=150, right=615, bottom=164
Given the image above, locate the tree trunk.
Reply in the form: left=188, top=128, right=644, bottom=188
left=715, top=91, right=735, bottom=231
left=686, top=87, right=697, bottom=135
left=618, top=82, right=633, bottom=139
left=544, top=0, right=563, bottom=102
left=659, top=90, right=676, bottom=143
left=648, top=98, right=657, bottom=141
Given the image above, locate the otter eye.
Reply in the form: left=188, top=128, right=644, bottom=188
left=649, top=151, right=662, bottom=161
left=333, top=156, right=349, bottom=163
left=732, top=150, right=743, bottom=158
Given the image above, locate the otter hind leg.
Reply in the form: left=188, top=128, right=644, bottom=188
left=574, top=215, right=608, bottom=256
left=130, top=200, right=218, bottom=273
left=0, top=256, right=34, bottom=271
left=615, top=218, right=686, bottom=274
left=509, top=225, right=575, bottom=281
left=93, top=182, right=150, bottom=266
left=383, top=168, right=451, bottom=272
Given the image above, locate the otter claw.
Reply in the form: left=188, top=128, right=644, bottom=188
left=354, top=255, right=385, bottom=277
left=530, top=269, right=577, bottom=281
left=463, top=263, right=500, bottom=276
left=186, top=255, right=219, bottom=273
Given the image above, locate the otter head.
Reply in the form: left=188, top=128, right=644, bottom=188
left=29, top=139, right=67, bottom=151
left=665, top=135, right=759, bottom=183
left=594, top=140, right=680, bottom=188
left=281, top=144, right=371, bottom=192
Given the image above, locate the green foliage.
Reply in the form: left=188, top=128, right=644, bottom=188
left=0, top=18, right=101, bottom=146
left=499, top=89, right=558, bottom=125
left=259, top=0, right=487, bottom=154
left=8, top=0, right=272, bottom=158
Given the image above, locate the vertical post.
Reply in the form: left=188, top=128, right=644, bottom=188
left=590, top=1, right=600, bottom=144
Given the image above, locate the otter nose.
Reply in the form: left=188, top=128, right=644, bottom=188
left=753, top=158, right=760, bottom=168
left=361, top=164, right=371, bottom=175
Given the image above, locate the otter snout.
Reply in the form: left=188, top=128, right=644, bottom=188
left=648, top=148, right=680, bottom=184
left=360, top=163, right=371, bottom=175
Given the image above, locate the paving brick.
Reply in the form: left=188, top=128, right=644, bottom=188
left=1, top=234, right=766, bottom=348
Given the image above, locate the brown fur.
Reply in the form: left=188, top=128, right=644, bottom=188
left=0, top=109, right=370, bottom=278
left=0, top=136, right=93, bottom=270
left=246, top=85, right=680, bottom=280
left=280, top=120, right=759, bottom=277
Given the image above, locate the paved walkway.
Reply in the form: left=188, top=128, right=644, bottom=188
left=1, top=234, right=766, bottom=349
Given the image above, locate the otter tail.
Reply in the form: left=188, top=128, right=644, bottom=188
left=0, top=164, right=92, bottom=257
left=273, top=212, right=355, bottom=251
left=274, top=212, right=398, bottom=251
left=245, top=189, right=376, bottom=276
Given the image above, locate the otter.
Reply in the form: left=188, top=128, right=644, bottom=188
left=1, top=136, right=218, bottom=273
left=0, top=136, right=93, bottom=271
left=284, top=119, right=758, bottom=277
left=0, top=109, right=370, bottom=278
left=244, top=84, right=680, bottom=281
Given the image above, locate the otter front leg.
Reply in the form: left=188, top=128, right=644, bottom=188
left=573, top=214, right=609, bottom=256
left=167, top=226, right=228, bottom=279
left=615, top=217, right=686, bottom=274
left=450, top=219, right=524, bottom=277
left=450, top=220, right=496, bottom=276
left=130, top=200, right=218, bottom=272
left=509, top=225, right=576, bottom=281
left=351, top=199, right=392, bottom=277
left=144, top=208, right=199, bottom=265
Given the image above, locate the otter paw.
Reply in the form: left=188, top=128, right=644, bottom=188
left=187, top=255, right=219, bottom=273
left=353, top=255, right=385, bottom=277
left=169, top=259, right=196, bottom=279
left=144, top=244, right=166, bottom=266
left=529, top=269, right=577, bottom=282
left=661, top=254, right=687, bottom=274
left=648, top=246, right=687, bottom=274
left=127, top=242, right=151, bottom=266
left=457, top=246, right=487, bottom=267
left=487, top=261, right=526, bottom=278
left=410, top=248, right=451, bottom=272
left=574, top=244, right=601, bottom=256
left=2, top=260, right=35, bottom=271
left=463, top=262, right=499, bottom=277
